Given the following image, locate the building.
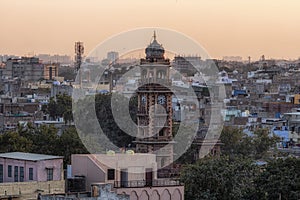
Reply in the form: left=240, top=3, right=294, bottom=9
left=0, top=152, right=65, bottom=199
left=107, top=51, right=119, bottom=63
left=51, top=83, right=73, bottom=97
left=43, top=64, right=59, bottom=80
left=71, top=153, right=158, bottom=191
left=134, top=32, right=174, bottom=169
left=172, top=56, right=200, bottom=76
left=71, top=153, right=184, bottom=200
left=283, top=112, right=300, bottom=143
left=3, top=57, right=57, bottom=82
left=0, top=98, right=40, bottom=132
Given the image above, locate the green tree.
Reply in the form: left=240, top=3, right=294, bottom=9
left=255, top=157, right=300, bottom=200
left=181, top=157, right=259, bottom=200
left=252, top=128, right=280, bottom=159
left=220, top=126, right=248, bottom=156
left=47, top=94, right=73, bottom=124
left=0, top=131, right=33, bottom=152
left=94, top=93, right=137, bottom=148
left=57, top=127, right=89, bottom=166
left=220, top=127, right=279, bottom=159
left=28, top=125, right=60, bottom=155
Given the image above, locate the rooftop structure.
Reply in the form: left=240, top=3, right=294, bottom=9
left=0, top=152, right=63, bottom=162
left=71, top=153, right=184, bottom=200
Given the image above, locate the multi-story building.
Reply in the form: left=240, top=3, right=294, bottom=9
left=0, top=97, right=41, bottom=131
left=107, top=51, right=119, bottom=63
left=3, top=57, right=58, bottom=81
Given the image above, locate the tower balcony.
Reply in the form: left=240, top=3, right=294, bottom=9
left=138, top=78, right=171, bottom=87
left=140, top=58, right=170, bottom=65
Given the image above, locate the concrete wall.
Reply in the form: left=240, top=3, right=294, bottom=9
left=0, top=180, right=65, bottom=200
left=71, top=154, right=157, bottom=190
left=116, top=185, right=184, bottom=200
left=0, top=159, right=38, bottom=183
left=90, top=184, right=129, bottom=200
left=294, top=94, right=300, bottom=104
left=37, top=159, right=63, bottom=182
left=71, top=155, right=106, bottom=191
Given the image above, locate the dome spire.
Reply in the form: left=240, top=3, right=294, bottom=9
left=145, top=31, right=165, bottom=61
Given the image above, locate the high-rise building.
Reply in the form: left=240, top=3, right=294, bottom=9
left=107, top=51, right=119, bottom=63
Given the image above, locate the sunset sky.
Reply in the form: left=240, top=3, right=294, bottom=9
left=1, top=0, right=300, bottom=60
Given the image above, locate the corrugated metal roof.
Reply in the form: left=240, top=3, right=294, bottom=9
left=0, top=152, right=63, bottom=161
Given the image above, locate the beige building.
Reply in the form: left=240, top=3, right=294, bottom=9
left=71, top=153, right=184, bottom=200
left=43, top=64, right=58, bottom=80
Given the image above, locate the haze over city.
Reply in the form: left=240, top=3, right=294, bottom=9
left=1, top=0, right=300, bottom=60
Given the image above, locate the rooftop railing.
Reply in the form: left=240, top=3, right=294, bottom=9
left=114, top=179, right=182, bottom=188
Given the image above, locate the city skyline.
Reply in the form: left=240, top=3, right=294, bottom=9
left=1, top=0, right=300, bottom=60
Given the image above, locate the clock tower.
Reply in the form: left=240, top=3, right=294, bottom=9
left=135, top=31, right=174, bottom=169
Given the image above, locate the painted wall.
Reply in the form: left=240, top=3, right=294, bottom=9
left=71, top=154, right=157, bottom=191
left=0, top=158, right=63, bottom=183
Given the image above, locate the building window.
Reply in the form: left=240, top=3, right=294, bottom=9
left=159, top=130, right=164, bottom=136
left=8, top=165, right=12, bottom=178
left=0, top=164, right=3, bottom=183
left=14, top=166, right=18, bottom=182
left=46, top=168, right=53, bottom=181
left=107, top=169, right=115, bottom=180
left=29, top=168, right=33, bottom=180
left=161, top=158, right=165, bottom=167
left=20, top=167, right=24, bottom=182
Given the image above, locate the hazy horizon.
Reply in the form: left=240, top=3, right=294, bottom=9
left=1, top=0, right=300, bottom=60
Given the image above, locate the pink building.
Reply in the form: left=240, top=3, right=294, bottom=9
left=0, top=152, right=63, bottom=183
left=71, top=153, right=184, bottom=200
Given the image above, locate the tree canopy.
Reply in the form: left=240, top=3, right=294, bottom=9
left=180, top=126, right=298, bottom=200
left=0, top=125, right=88, bottom=167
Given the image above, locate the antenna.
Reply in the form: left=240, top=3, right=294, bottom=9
left=74, top=41, right=84, bottom=72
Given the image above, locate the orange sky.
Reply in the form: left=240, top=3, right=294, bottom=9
left=1, top=0, right=300, bottom=60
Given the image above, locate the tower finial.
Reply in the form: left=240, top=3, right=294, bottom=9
left=153, top=30, right=156, bottom=40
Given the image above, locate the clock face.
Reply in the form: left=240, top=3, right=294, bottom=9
left=157, top=95, right=166, bottom=104
left=141, top=95, right=146, bottom=104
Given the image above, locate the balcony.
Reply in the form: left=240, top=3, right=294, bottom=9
left=113, top=179, right=182, bottom=188
left=138, top=78, right=171, bottom=87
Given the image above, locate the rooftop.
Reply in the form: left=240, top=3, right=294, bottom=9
left=0, top=152, right=63, bottom=161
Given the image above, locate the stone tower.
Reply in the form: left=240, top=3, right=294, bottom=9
left=135, top=31, right=174, bottom=169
